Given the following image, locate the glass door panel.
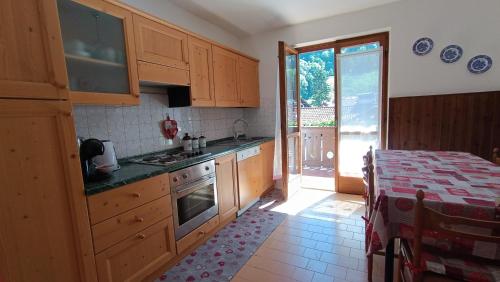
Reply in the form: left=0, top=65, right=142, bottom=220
left=278, top=41, right=301, bottom=201
left=337, top=47, right=382, bottom=192
left=286, top=54, right=299, bottom=134
left=57, top=0, right=130, bottom=94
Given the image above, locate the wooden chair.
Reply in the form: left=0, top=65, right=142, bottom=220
left=493, top=148, right=500, bottom=165
left=397, top=190, right=500, bottom=282
left=362, top=146, right=375, bottom=221
left=362, top=146, right=378, bottom=282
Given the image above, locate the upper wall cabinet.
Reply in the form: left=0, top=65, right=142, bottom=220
left=238, top=56, right=260, bottom=107
left=57, top=0, right=139, bottom=105
left=188, top=36, right=215, bottom=107
left=0, top=0, right=68, bottom=100
left=133, top=14, right=189, bottom=70
left=212, top=46, right=240, bottom=107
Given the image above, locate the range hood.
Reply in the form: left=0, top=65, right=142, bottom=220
left=138, top=61, right=191, bottom=107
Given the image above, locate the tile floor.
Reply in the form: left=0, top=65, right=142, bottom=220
left=232, top=189, right=386, bottom=282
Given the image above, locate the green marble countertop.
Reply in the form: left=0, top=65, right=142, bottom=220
left=84, top=137, right=274, bottom=196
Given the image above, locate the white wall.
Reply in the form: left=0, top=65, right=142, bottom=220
left=121, top=0, right=241, bottom=50
left=241, top=0, right=500, bottom=136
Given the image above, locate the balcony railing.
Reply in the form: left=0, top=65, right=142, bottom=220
left=301, top=127, right=335, bottom=169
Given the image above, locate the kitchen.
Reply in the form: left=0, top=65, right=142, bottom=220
left=0, top=0, right=274, bottom=281
left=2, top=0, right=500, bottom=282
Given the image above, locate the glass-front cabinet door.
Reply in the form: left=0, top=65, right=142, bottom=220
left=57, top=0, right=139, bottom=105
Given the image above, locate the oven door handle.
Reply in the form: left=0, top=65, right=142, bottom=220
left=175, top=177, right=215, bottom=198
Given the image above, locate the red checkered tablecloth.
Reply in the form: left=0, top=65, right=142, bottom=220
left=367, top=150, right=500, bottom=262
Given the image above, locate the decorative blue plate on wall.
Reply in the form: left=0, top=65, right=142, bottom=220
left=440, top=45, right=463, bottom=63
left=413, top=37, right=434, bottom=56
left=467, top=55, right=493, bottom=74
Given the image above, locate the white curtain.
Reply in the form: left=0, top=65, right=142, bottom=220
left=273, top=66, right=282, bottom=181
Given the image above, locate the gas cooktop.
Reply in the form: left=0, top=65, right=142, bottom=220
left=130, top=151, right=211, bottom=166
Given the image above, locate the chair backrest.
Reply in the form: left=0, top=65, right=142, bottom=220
left=367, top=164, right=375, bottom=215
left=362, top=146, right=375, bottom=216
left=493, top=148, right=500, bottom=165
left=367, top=145, right=373, bottom=165
left=413, top=190, right=500, bottom=267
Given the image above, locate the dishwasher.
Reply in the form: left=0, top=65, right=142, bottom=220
left=236, top=145, right=262, bottom=216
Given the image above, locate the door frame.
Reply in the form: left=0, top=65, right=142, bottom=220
left=296, top=32, right=389, bottom=193
left=278, top=41, right=302, bottom=201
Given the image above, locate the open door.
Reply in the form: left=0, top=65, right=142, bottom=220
left=278, top=41, right=301, bottom=201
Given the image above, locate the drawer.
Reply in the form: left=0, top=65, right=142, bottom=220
left=138, top=61, right=190, bottom=86
left=176, top=215, right=220, bottom=254
left=92, top=195, right=172, bottom=253
left=95, top=217, right=176, bottom=282
left=88, top=173, right=170, bottom=224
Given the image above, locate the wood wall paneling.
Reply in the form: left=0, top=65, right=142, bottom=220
left=388, top=91, right=500, bottom=161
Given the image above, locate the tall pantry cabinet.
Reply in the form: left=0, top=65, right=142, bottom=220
left=0, top=0, right=97, bottom=281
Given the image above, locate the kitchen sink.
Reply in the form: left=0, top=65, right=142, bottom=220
left=212, top=137, right=265, bottom=146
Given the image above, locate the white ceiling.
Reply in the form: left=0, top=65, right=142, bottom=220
left=168, top=0, right=401, bottom=37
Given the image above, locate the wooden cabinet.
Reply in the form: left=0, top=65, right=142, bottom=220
left=237, top=154, right=263, bottom=209
left=137, top=61, right=189, bottom=86
left=188, top=36, right=216, bottom=107
left=260, top=141, right=275, bottom=194
left=215, top=154, right=239, bottom=222
left=56, top=0, right=139, bottom=105
left=0, top=0, right=68, bottom=100
left=176, top=215, right=220, bottom=254
left=238, top=56, right=260, bottom=107
left=212, top=46, right=260, bottom=108
left=95, top=218, right=176, bottom=282
left=89, top=173, right=176, bottom=281
left=87, top=173, right=169, bottom=224
left=0, top=99, right=97, bottom=282
left=133, top=14, right=189, bottom=70
left=91, top=195, right=172, bottom=253
left=213, top=46, right=240, bottom=107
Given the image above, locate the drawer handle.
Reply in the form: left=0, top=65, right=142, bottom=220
left=135, top=216, right=144, bottom=223
left=132, top=192, right=141, bottom=198
left=215, top=162, right=220, bottom=166
left=137, top=233, right=146, bottom=239
left=198, top=231, right=206, bottom=236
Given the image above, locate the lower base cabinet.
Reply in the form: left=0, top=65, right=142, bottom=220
left=176, top=215, right=220, bottom=254
left=216, top=153, right=239, bottom=222
left=260, top=141, right=275, bottom=194
left=95, top=217, right=176, bottom=282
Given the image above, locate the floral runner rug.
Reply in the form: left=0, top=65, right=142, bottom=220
left=156, top=189, right=286, bottom=282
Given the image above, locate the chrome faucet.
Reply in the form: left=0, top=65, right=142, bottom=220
left=232, top=118, right=248, bottom=140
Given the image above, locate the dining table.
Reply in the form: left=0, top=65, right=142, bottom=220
left=366, top=150, right=500, bottom=282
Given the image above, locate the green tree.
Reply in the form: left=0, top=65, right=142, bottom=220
left=308, top=61, right=331, bottom=106
left=299, top=57, right=331, bottom=106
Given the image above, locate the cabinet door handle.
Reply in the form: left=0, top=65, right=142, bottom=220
left=136, top=233, right=146, bottom=239
left=132, top=192, right=141, bottom=198
left=135, top=216, right=144, bottom=222
left=198, top=231, right=205, bottom=236
left=215, top=162, right=220, bottom=166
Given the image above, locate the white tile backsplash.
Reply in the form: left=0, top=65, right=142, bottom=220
left=74, top=93, right=243, bottom=158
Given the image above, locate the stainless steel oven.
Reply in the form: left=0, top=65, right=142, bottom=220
left=170, top=160, right=218, bottom=240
